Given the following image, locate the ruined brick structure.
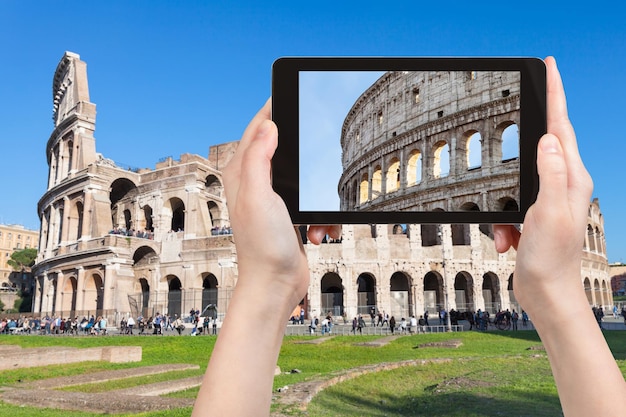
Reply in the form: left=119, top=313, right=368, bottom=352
left=31, top=53, right=611, bottom=325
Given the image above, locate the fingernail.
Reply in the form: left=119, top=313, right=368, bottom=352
left=540, top=134, right=561, bottom=154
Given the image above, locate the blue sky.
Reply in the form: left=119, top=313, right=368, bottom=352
left=1, top=1, right=625, bottom=262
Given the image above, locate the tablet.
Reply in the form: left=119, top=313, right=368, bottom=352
left=271, top=57, right=546, bottom=224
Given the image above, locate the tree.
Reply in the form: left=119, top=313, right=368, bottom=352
left=7, top=247, right=37, bottom=273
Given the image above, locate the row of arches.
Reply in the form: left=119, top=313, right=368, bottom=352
left=340, top=123, right=519, bottom=210
left=134, top=274, right=220, bottom=318
left=586, top=224, right=607, bottom=256
left=316, top=269, right=512, bottom=319
left=39, top=173, right=227, bottom=254
left=39, top=269, right=224, bottom=320
left=584, top=277, right=612, bottom=308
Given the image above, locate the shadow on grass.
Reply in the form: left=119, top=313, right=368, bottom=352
left=479, top=328, right=626, bottom=360
left=309, top=388, right=563, bottom=417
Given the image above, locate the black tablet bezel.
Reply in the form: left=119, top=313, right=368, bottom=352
left=272, top=57, right=546, bottom=224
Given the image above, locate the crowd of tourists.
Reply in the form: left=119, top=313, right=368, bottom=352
left=109, top=227, right=154, bottom=239
left=0, top=315, right=109, bottom=335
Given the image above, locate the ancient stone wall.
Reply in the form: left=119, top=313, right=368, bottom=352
left=338, top=71, right=520, bottom=213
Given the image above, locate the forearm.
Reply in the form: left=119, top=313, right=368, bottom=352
left=528, top=285, right=626, bottom=416
left=192, top=282, right=291, bottom=417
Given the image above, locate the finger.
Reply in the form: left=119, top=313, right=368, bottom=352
left=544, top=57, right=593, bottom=218
left=493, top=225, right=520, bottom=252
left=533, top=133, right=570, bottom=222
left=223, top=99, right=273, bottom=205
left=236, top=119, right=278, bottom=207
left=307, top=225, right=341, bottom=245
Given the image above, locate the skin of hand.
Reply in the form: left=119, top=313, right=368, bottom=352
left=494, top=57, right=626, bottom=416
left=192, top=99, right=339, bottom=417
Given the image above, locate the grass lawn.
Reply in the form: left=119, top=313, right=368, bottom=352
left=1, top=330, right=625, bottom=416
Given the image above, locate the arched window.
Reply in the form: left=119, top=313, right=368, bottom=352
left=454, top=272, right=474, bottom=311
left=167, top=276, right=182, bottom=317
left=407, top=150, right=422, bottom=186
left=386, top=158, right=401, bottom=192
left=321, top=273, right=344, bottom=316
left=502, top=124, right=520, bottom=161
left=424, top=271, right=443, bottom=313
left=433, top=141, right=449, bottom=178
left=467, top=132, right=482, bottom=169
left=356, top=273, right=376, bottom=315
left=202, top=273, right=219, bottom=317
left=359, top=173, right=369, bottom=205
left=372, top=166, right=382, bottom=198
left=390, top=272, right=411, bottom=318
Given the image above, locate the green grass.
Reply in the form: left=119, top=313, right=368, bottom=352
left=1, top=331, right=625, bottom=416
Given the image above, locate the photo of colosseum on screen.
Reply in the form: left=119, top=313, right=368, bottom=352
left=299, top=70, right=521, bottom=213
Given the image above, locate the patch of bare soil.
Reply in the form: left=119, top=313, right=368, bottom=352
left=0, top=387, right=194, bottom=414
left=0, top=364, right=201, bottom=414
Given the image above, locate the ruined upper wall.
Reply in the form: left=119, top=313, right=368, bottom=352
left=52, top=52, right=94, bottom=127
left=207, top=141, right=239, bottom=170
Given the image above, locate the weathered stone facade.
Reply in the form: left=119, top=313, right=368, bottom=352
left=339, top=71, right=520, bottom=213
left=32, top=52, right=238, bottom=323
left=31, top=52, right=611, bottom=326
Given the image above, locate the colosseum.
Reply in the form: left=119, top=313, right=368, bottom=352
left=338, top=70, right=520, bottom=214
left=31, top=52, right=611, bottom=327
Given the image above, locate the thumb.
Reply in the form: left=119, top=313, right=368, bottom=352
left=533, top=133, right=568, bottom=217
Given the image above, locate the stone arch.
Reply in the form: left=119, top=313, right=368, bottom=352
left=601, top=280, right=609, bottom=308
left=507, top=274, right=517, bottom=309
left=84, top=272, right=104, bottom=314
left=60, top=276, right=77, bottom=314
left=390, top=272, right=411, bottom=318
left=465, top=131, right=482, bottom=169
left=207, top=201, right=222, bottom=229
left=167, top=275, right=183, bottom=317
left=165, top=197, right=185, bottom=232
left=359, top=173, right=369, bottom=204
left=66, top=139, right=74, bottom=174
left=68, top=200, right=84, bottom=241
left=587, top=225, right=596, bottom=252
left=138, top=277, right=150, bottom=315
left=205, top=174, right=222, bottom=196
left=356, top=273, right=376, bottom=314
left=133, top=246, right=158, bottom=267
left=454, top=271, right=474, bottom=311
left=593, top=279, right=602, bottom=307
left=390, top=224, right=406, bottom=235
left=452, top=203, right=478, bottom=246
left=501, top=123, right=520, bottom=161
left=321, top=272, right=344, bottom=316
left=433, top=141, right=450, bottom=178
left=202, top=273, right=219, bottom=316
left=583, top=277, right=593, bottom=305
left=498, top=197, right=519, bottom=212
left=110, top=178, right=138, bottom=230
left=386, top=157, right=401, bottom=193
left=351, top=179, right=358, bottom=209
left=372, top=165, right=382, bottom=199
left=423, top=271, right=443, bottom=313
left=482, top=272, right=500, bottom=313
left=142, top=205, right=154, bottom=232
left=406, top=149, right=422, bottom=186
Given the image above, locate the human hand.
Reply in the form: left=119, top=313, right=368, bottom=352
left=493, top=57, right=593, bottom=312
left=222, top=99, right=340, bottom=310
